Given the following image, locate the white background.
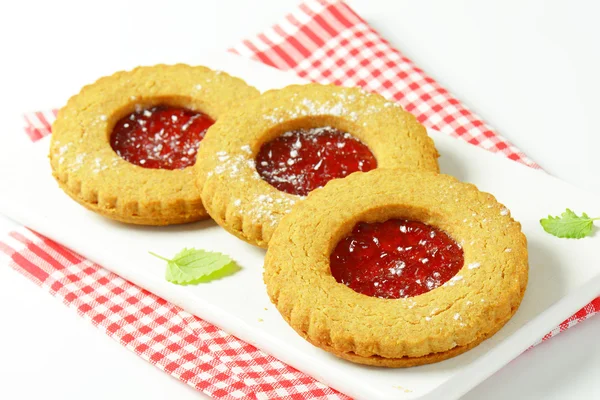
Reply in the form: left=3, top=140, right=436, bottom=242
left=0, top=0, right=599, bottom=399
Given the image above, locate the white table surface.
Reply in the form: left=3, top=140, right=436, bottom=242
left=0, top=0, right=599, bottom=399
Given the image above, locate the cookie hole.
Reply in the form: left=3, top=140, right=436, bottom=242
left=255, top=116, right=376, bottom=196
left=107, top=96, right=215, bottom=170
left=329, top=207, right=464, bottom=299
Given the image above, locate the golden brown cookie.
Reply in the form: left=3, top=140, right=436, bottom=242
left=196, top=83, right=440, bottom=248
left=264, top=169, right=528, bottom=367
left=49, top=64, right=259, bottom=225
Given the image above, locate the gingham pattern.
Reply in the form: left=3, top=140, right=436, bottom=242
left=531, top=297, right=600, bottom=347
left=230, top=0, right=539, bottom=168
left=24, top=110, right=56, bottom=142
left=0, top=228, right=346, bottom=400
left=6, top=0, right=599, bottom=398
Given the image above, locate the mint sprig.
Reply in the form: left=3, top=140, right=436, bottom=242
left=540, top=209, right=599, bottom=239
left=150, top=248, right=240, bottom=285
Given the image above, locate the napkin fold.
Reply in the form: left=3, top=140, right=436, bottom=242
left=4, top=0, right=599, bottom=399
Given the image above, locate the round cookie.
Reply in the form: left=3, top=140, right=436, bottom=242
left=196, top=83, right=439, bottom=248
left=49, top=64, right=259, bottom=225
left=263, top=169, right=528, bottom=367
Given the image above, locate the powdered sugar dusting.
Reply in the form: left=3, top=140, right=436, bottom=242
left=57, top=143, right=72, bottom=165
left=58, top=143, right=71, bottom=156
left=111, top=106, right=213, bottom=170
left=70, top=153, right=87, bottom=172
left=389, top=261, right=405, bottom=275
left=209, top=149, right=259, bottom=179
left=264, top=114, right=282, bottom=123
left=255, top=126, right=376, bottom=196
left=443, top=275, right=464, bottom=287
left=261, top=93, right=387, bottom=124
left=243, top=194, right=299, bottom=226
left=92, top=157, right=108, bottom=174
left=208, top=146, right=304, bottom=225
left=241, top=145, right=252, bottom=154
left=468, top=262, right=481, bottom=269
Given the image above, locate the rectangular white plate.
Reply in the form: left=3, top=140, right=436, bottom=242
left=1, top=52, right=600, bottom=400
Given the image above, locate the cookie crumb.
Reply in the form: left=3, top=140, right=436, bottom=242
left=392, top=385, right=413, bottom=393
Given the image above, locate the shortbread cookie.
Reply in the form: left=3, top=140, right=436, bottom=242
left=264, top=169, right=528, bottom=367
left=49, top=64, right=259, bottom=225
left=196, top=84, right=439, bottom=247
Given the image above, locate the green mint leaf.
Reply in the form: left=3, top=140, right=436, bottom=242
left=540, top=208, right=598, bottom=239
left=149, top=248, right=239, bottom=285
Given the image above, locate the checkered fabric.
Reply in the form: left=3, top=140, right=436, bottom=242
left=230, top=0, right=539, bottom=168
left=0, top=229, right=346, bottom=400
left=5, top=0, right=599, bottom=398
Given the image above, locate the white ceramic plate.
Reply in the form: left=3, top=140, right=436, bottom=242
left=1, top=52, right=599, bottom=400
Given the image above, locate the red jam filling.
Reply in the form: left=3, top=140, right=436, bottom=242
left=110, top=105, right=214, bottom=170
left=255, top=127, right=377, bottom=196
left=330, top=219, right=464, bottom=299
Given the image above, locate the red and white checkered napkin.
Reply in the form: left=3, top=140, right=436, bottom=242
left=4, top=0, right=600, bottom=398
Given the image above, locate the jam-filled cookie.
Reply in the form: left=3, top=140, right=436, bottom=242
left=49, top=64, right=259, bottom=225
left=195, top=84, right=439, bottom=248
left=264, top=169, right=528, bottom=367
